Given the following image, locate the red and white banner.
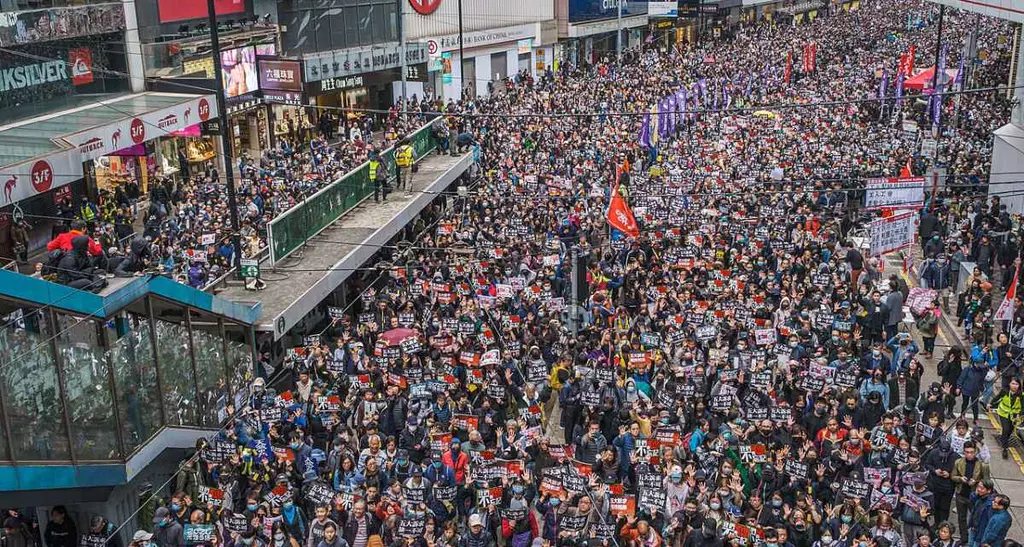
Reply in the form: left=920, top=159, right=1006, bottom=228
left=995, top=264, right=1019, bottom=322
left=899, top=45, right=916, bottom=76
left=864, top=177, right=925, bottom=210
left=607, top=187, right=640, bottom=238
left=64, top=94, right=219, bottom=161
left=784, top=52, right=792, bottom=83
left=869, top=211, right=916, bottom=256
left=1, top=150, right=83, bottom=209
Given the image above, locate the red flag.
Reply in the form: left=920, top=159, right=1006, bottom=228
left=906, top=45, right=916, bottom=75
left=810, top=43, right=817, bottom=72
left=995, top=263, right=1019, bottom=321
left=607, top=190, right=640, bottom=238
left=784, top=52, right=792, bottom=83
left=803, top=44, right=811, bottom=73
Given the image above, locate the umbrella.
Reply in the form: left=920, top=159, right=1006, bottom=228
left=380, top=328, right=419, bottom=346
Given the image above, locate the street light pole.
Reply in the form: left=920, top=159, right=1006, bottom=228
left=398, top=0, right=407, bottom=122
left=616, top=0, right=623, bottom=62
left=206, top=0, right=242, bottom=276
left=458, top=0, right=465, bottom=96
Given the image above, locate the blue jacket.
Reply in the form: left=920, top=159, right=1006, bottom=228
left=860, top=379, right=891, bottom=410
left=958, top=364, right=989, bottom=398
left=887, top=336, right=919, bottom=374
left=980, top=508, right=1011, bottom=547
left=970, top=493, right=994, bottom=539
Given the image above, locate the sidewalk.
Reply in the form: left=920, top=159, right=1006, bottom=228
left=893, top=250, right=1024, bottom=540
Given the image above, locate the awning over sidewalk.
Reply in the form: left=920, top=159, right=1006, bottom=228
left=0, top=92, right=217, bottom=209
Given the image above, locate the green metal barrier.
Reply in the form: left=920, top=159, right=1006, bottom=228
left=267, top=122, right=438, bottom=265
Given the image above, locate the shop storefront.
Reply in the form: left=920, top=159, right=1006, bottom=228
left=226, top=99, right=271, bottom=158
left=0, top=93, right=221, bottom=256
left=649, top=18, right=677, bottom=48
left=563, top=0, right=650, bottom=67
left=302, top=43, right=428, bottom=114
left=67, top=95, right=224, bottom=200
left=257, top=58, right=315, bottom=145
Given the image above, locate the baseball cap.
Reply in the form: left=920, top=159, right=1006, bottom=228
left=152, top=507, right=170, bottom=524
left=133, top=531, right=154, bottom=542
left=469, top=514, right=483, bottom=527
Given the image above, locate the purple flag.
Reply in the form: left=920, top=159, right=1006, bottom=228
left=934, top=43, right=948, bottom=127
left=699, top=78, right=708, bottom=107
left=745, top=70, right=754, bottom=97
left=713, top=82, right=720, bottom=111
left=878, top=69, right=888, bottom=102
left=639, top=111, right=651, bottom=147
left=895, top=72, right=904, bottom=108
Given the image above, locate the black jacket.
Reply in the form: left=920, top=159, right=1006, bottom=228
left=342, top=513, right=381, bottom=547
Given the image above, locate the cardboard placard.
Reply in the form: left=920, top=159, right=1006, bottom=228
left=841, top=479, right=871, bottom=499
left=184, top=525, right=215, bottom=545
left=197, top=485, right=225, bottom=507
left=306, top=481, right=335, bottom=506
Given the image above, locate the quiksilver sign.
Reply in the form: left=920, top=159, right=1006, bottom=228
left=0, top=60, right=67, bottom=91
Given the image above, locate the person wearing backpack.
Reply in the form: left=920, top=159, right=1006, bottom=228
left=915, top=299, right=941, bottom=359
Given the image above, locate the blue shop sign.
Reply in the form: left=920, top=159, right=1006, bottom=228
left=569, top=0, right=649, bottom=22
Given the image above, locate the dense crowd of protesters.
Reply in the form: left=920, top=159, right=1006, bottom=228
left=32, top=108, right=431, bottom=289
left=7, top=2, right=1024, bottom=547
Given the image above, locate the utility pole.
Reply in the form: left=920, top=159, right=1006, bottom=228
left=398, top=0, right=407, bottom=121
left=616, top=0, right=623, bottom=62
left=458, top=0, right=465, bottom=97
left=207, top=0, right=243, bottom=276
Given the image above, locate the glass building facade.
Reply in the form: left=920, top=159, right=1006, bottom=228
left=0, top=294, right=255, bottom=463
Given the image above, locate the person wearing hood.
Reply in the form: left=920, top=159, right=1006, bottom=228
left=57, top=235, right=106, bottom=291
left=924, top=438, right=958, bottom=524
left=43, top=507, right=76, bottom=547
left=152, top=507, right=184, bottom=547
left=114, top=236, right=153, bottom=277
left=682, top=518, right=722, bottom=547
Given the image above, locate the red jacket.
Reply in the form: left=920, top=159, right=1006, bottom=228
left=501, top=511, right=538, bottom=539
left=48, top=230, right=102, bottom=256
left=441, top=449, right=470, bottom=484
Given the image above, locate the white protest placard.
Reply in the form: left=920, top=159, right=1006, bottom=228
left=869, top=211, right=916, bottom=257
left=864, top=177, right=925, bottom=210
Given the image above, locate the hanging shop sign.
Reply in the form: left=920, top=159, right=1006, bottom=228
left=65, top=95, right=219, bottom=161
left=304, top=43, right=428, bottom=82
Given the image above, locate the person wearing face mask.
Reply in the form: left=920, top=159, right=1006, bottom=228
left=758, top=494, right=787, bottom=528
left=270, top=522, right=299, bottom=547
left=663, top=465, right=689, bottom=515
left=500, top=481, right=539, bottom=547
left=682, top=518, right=722, bottom=547
left=151, top=507, right=185, bottom=547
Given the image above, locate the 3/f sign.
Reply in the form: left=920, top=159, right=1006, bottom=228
left=240, top=258, right=260, bottom=278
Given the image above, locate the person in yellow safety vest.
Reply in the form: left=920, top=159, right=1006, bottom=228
left=395, top=138, right=414, bottom=194
left=78, top=196, right=98, bottom=223
left=990, top=377, right=1022, bottom=459
left=369, top=148, right=385, bottom=203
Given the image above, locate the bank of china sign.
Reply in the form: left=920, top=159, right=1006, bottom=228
left=435, top=24, right=535, bottom=52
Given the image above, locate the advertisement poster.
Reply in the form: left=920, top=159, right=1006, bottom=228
left=221, top=46, right=258, bottom=98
